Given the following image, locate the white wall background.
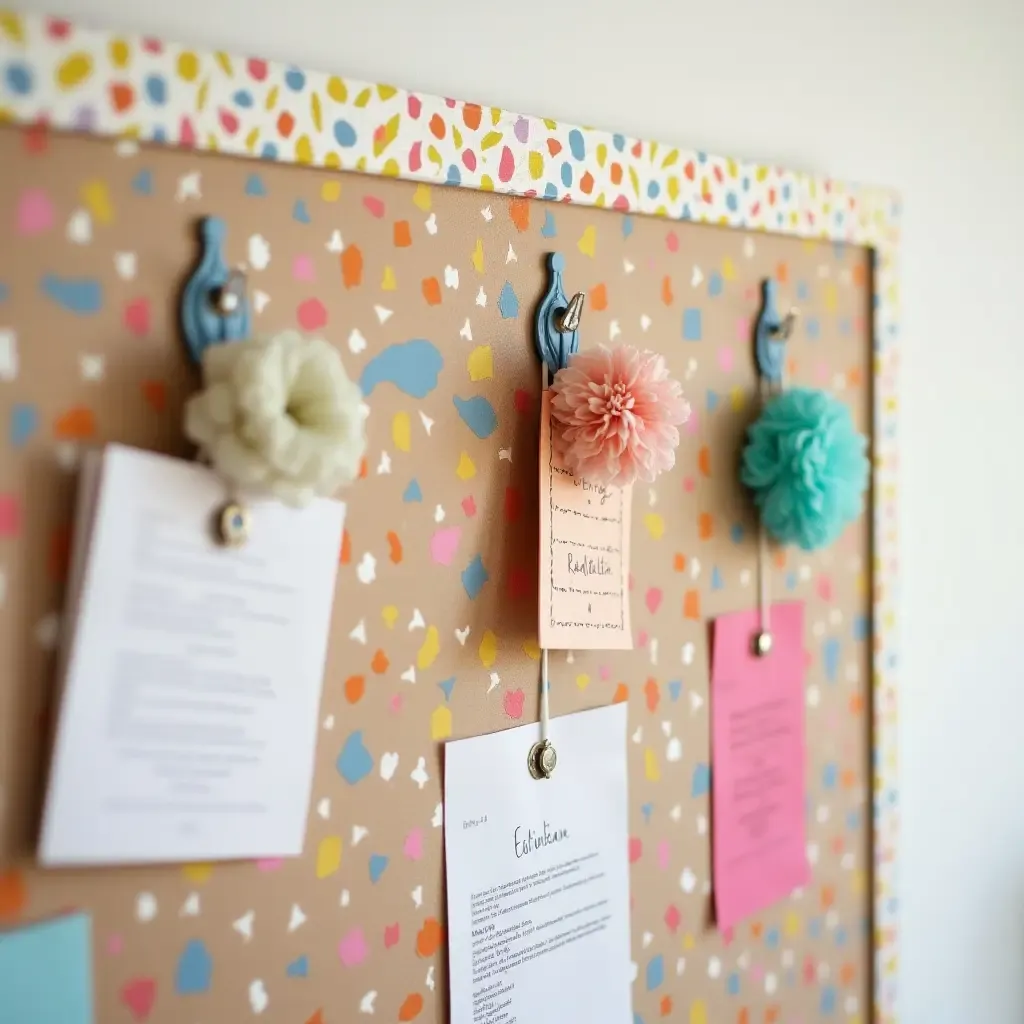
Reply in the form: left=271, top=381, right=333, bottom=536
left=18, top=0, right=1024, bottom=1018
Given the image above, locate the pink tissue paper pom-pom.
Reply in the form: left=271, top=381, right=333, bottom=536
left=549, top=344, right=691, bottom=488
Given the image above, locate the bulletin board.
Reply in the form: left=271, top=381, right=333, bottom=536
left=0, top=10, right=902, bottom=1024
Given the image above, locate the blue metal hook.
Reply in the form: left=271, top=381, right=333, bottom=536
left=753, top=278, right=796, bottom=385
left=180, top=216, right=251, bottom=365
left=534, top=252, right=583, bottom=381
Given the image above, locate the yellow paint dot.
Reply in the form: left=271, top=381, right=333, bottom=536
left=467, top=345, right=493, bottom=382
left=689, top=999, right=708, bottom=1024
left=392, top=411, right=411, bottom=452
left=596, top=143, right=607, bottom=167
left=412, top=184, right=432, bottom=211
left=644, top=748, right=660, bottom=782
left=784, top=910, right=801, bottom=937
left=0, top=13, right=25, bottom=42
left=382, top=158, right=400, bottom=177
left=316, top=835, right=342, bottom=878
left=480, top=175, right=494, bottom=192
left=327, top=75, right=347, bottom=102
left=682, top=933, right=695, bottom=951
left=431, top=705, right=452, bottom=741
left=182, top=862, right=213, bottom=883
left=382, top=265, right=397, bottom=291
left=722, top=256, right=736, bottom=281
left=729, top=386, right=746, bottom=412
left=470, top=238, right=485, bottom=274
left=324, top=152, right=341, bottom=170
left=310, top=92, right=322, bottom=132
left=264, top=85, right=279, bottom=111
left=81, top=180, right=114, bottom=225
left=456, top=452, right=476, bottom=481
left=528, top=151, right=544, bottom=180
left=321, top=179, right=342, bottom=202
left=56, top=53, right=93, bottom=91
left=295, top=135, right=314, bottom=164
left=478, top=629, right=498, bottom=669
left=522, top=638, right=540, bottom=661
left=825, top=281, right=839, bottom=313
left=381, top=605, right=398, bottom=629
left=244, top=127, right=260, bottom=153
left=644, top=513, right=665, bottom=540
left=177, top=51, right=199, bottom=82
left=214, top=51, right=233, bottom=76
left=109, top=38, right=130, bottom=69
left=417, top=626, right=440, bottom=670
left=577, top=226, right=597, bottom=258
left=576, top=673, right=590, bottom=691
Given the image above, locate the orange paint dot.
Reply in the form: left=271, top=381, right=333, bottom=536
left=738, top=1010, right=750, bottom=1024
left=849, top=693, right=864, bottom=715
left=305, top=1011, right=324, bottom=1024
left=775, top=261, right=789, bottom=284
left=852, top=263, right=867, bottom=287
left=683, top=590, right=701, bottom=620
left=612, top=682, right=629, bottom=703
left=589, top=283, right=607, bottom=311
left=110, top=81, right=134, bottom=112
left=660, top=996, right=673, bottom=1016
left=387, top=531, right=403, bottom=564
left=340, top=529, right=351, bottom=564
left=0, top=870, right=26, bottom=920
left=341, top=245, right=363, bottom=288
left=765, top=1008, right=781, bottom=1024
left=610, top=162, right=623, bottom=185
left=344, top=675, right=365, bottom=704
left=661, top=275, right=673, bottom=305
left=141, top=379, right=167, bottom=413
left=546, top=138, right=562, bottom=157
left=509, top=197, right=530, bottom=232
left=841, top=768, right=857, bottom=789
left=54, top=406, right=96, bottom=439
left=751, top=921, right=763, bottom=938
left=429, top=113, right=445, bottom=139
left=644, top=678, right=659, bottom=712
left=416, top=917, right=444, bottom=957
left=276, top=111, right=295, bottom=138
left=847, top=367, right=863, bottom=387
left=371, top=650, right=389, bottom=675
left=698, top=446, right=711, bottom=477
left=359, top=457, right=368, bottom=480
left=673, top=553, right=686, bottom=572
left=840, top=961, right=856, bottom=986
left=462, top=103, right=482, bottom=130
left=398, top=994, right=423, bottom=1022
left=820, top=884, right=835, bottom=909
left=580, top=171, right=595, bottom=195
left=422, top=277, right=442, bottom=306
left=698, top=513, right=713, bottom=540
left=393, top=220, right=412, bottom=247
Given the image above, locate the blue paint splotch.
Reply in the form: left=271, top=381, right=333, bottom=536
left=10, top=404, right=38, bottom=448
left=41, top=275, right=102, bottom=314
left=710, top=566, right=724, bottom=590
left=622, top=216, right=634, bottom=239
left=360, top=339, right=443, bottom=398
left=403, top=478, right=423, bottom=503
left=131, top=169, right=153, bottom=196
left=286, top=955, right=309, bottom=978
left=461, top=555, right=489, bottom=600
left=540, top=211, right=557, bottom=238
left=682, top=308, right=702, bottom=341
left=823, top=762, right=839, bottom=789
left=708, top=271, right=723, bottom=298
left=645, top=954, right=664, bottom=991
left=438, top=677, right=455, bottom=701
left=498, top=281, right=520, bottom=319
left=823, top=637, right=840, bottom=682
left=176, top=939, right=213, bottom=995
left=667, top=679, right=682, bottom=701
left=453, top=395, right=497, bottom=439
left=691, top=762, right=710, bottom=797
left=640, top=802, right=653, bottom=823
left=336, top=730, right=374, bottom=784
left=245, top=173, right=267, bottom=197
left=292, top=199, right=311, bottom=224
left=368, top=854, right=389, bottom=883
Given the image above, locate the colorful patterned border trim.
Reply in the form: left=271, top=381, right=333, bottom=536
left=0, top=8, right=900, bottom=1021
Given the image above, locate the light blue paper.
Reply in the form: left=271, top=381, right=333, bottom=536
left=0, top=912, right=93, bottom=1024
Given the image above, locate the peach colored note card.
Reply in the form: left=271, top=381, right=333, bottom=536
left=538, top=391, right=633, bottom=650
left=711, top=602, right=809, bottom=930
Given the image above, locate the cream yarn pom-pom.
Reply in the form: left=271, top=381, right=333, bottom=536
left=185, top=330, right=366, bottom=506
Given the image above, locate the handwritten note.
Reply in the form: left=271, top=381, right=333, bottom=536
left=538, top=391, right=632, bottom=650
left=711, top=602, right=809, bottom=929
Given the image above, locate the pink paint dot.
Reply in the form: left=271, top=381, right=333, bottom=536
left=735, top=316, right=751, bottom=342
left=403, top=828, right=424, bottom=861
left=503, top=688, right=525, bottom=720
left=409, top=140, right=422, bottom=173
left=498, top=145, right=515, bottom=183
left=461, top=495, right=476, bottom=517
left=462, top=149, right=477, bottom=172
left=645, top=587, right=663, bottom=615
left=628, top=836, right=642, bottom=863
left=685, top=410, right=701, bottom=436
left=362, top=195, right=385, bottom=218
left=106, top=934, right=123, bottom=955
left=657, top=840, right=670, bottom=869
left=384, top=923, right=400, bottom=949
left=389, top=693, right=403, bottom=713
left=17, top=188, right=54, bottom=236
left=666, top=231, right=679, bottom=253
left=0, top=494, right=22, bottom=537
left=297, top=297, right=327, bottom=331
left=717, top=346, right=734, bottom=373
left=430, top=526, right=462, bottom=566
left=751, top=964, right=764, bottom=981
left=637, top=630, right=648, bottom=648
left=664, top=904, right=681, bottom=933
left=599, top=665, right=611, bottom=681
left=817, top=575, right=834, bottom=601
left=338, top=928, right=368, bottom=967
left=123, top=297, right=151, bottom=337
left=683, top=477, right=696, bottom=493
left=407, top=95, right=422, bottom=119
left=292, top=255, right=315, bottom=282
left=256, top=858, right=284, bottom=872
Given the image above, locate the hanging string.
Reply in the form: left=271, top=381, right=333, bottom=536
left=755, top=363, right=785, bottom=652
left=540, top=361, right=552, bottom=744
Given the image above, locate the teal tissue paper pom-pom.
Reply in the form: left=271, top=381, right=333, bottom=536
left=741, top=388, right=869, bottom=552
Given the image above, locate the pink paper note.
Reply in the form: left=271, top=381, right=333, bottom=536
left=711, top=602, right=808, bottom=929
left=538, top=391, right=632, bottom=650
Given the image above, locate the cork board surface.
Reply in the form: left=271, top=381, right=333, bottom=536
left=0, top=124, right=872, bottom=1024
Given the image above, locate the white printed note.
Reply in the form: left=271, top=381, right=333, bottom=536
left=444, top=704, right=631, bottom=1024
left=40, top=444, right=345, bottom=866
